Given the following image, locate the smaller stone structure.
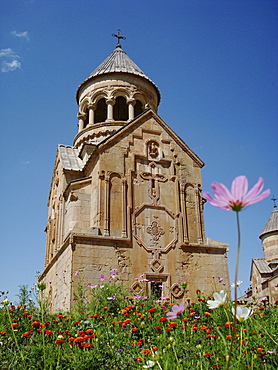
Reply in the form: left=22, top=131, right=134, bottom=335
left=246, top=205, right=278, bottom=304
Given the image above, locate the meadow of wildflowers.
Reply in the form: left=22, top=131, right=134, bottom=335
left=0, top=280, right=277, bottom=370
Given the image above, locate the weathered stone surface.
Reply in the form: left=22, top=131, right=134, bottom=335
left=39, top=46, right=230, bottom=312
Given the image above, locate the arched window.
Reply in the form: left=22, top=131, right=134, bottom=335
left=95, top=98, right=107, bottom=123
left=134, top=99, right=143, bottom=117
left=84, top=108, right=89, bottom=128
left=114, top=96, right=128, bottom=121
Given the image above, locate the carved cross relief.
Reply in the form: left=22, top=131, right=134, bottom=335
left=140, top=162, right=167, bottom=205
left=133, top=141, right=177, bottom=273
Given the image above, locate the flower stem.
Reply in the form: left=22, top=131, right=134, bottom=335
left=5, top=306, right=25, bottom=363
left=225, top=211, right=241, bottom=370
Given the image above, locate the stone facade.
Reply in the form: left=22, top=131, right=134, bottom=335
left=39, top=44, right=229, bottom=312
left=246, top=206, right=278, bottom=304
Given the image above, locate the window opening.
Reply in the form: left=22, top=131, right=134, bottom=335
left=84, top=109, right=89, bottom=128
left=151, top=282, right=162, bottom=299
left=114, top=96, right=128, bottom=121
left=134, top=100, right=143, bottom=117
left=95, top=98, right=107, bottom=123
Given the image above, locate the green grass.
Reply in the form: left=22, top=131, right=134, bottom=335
left=0, top=283, right=277, bottom=370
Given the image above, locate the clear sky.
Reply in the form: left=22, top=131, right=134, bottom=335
left=1, top=0, right=277, bottom=303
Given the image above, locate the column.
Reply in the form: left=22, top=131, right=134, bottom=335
left=88, top=105, right=95, bottom=125
left=77, top=114, right=85, bottom=132
left=195, top=187, right=203, bottom=244
left=104, top=176, right=110, bottom=236
left=122, top=178, right=127, bottom=238
left=180, top=184, right=189, bottom=243
left=127, top=98, right=136, bottom=121
left=106, top=98, right=115, bottom=122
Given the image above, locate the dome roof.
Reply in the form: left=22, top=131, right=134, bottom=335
left=76, top=45, right=161, bottom=104
left=259, top=206, right=278, bottom=239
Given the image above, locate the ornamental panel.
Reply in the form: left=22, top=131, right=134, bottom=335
left=133, top=204, right=178, bottom=253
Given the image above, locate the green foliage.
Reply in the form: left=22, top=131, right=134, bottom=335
left=0, top=284, right=277, bottom=370
left=15, top=285, right=36, bottom=309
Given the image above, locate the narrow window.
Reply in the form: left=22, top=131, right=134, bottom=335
left=95, top=98, right=107, bottom=123
left=84, top=108, right=89, bottom=128
left=114, top=96, right=128, bottom=121
left=134, top=99, right=143, bottom=117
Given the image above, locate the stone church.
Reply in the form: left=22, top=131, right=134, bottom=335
left=39, top=35, right=229, bottom=312
left=245, top=204, right=278, bottom=304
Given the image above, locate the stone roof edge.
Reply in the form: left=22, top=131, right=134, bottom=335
left=76, top=70, right=161, bottom=105
left=96, top=108, right=205, bottom=168
left=47, top=147, right=61, bottom=206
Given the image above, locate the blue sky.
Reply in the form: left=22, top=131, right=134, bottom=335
left=1, top=0, right=277, bottom=303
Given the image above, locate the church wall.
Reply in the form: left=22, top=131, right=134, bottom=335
left=251, top=264, right=265, bottom=299
left=40, top=244, right=73, bottom=312
left=261, top=233, right=278, bottom=262
left=268, top=276, right=278, bottom=302
left=179, top=248, right=229, bottom=296
left=63, top=182, right=91, bottom=235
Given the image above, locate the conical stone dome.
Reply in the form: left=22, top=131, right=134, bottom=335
left=260, top=206, right=278, bottom=239
left=78, top=46, right=160, bottom=102
left=74, top=45, right=161, bottom=148
left=260, top=206, right=278, bottom=263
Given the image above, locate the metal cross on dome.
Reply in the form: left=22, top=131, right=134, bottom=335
left=112, top=29, right=126, bottom=47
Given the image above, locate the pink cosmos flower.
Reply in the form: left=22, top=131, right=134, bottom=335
left=166, top=300, right=185, bottom=320
left=203, top=176, right=270, bottom=211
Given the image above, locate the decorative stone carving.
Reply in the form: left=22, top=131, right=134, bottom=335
left=116, top=250, right=130, bottom=273
left=150, top=258, right=164, bottom=273
left=147, top=220, right=165, bottom=242
left=148, top=141, right=159, bottom=158
left=133, top=204, right=178, bottom=253
left=131, top=281, right=144, bottom=295
left=170, top=283, right=184, bottom=298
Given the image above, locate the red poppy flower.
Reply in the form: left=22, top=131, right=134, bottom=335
left=55, top=339, right=64, bottom=344
left=74, top=337, right=84, bottom=343
left=168, top=322, right=177, bottom=328
left=204, top=312, right=212, bottom=316
left=142, top=349, right=151, bottom=355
